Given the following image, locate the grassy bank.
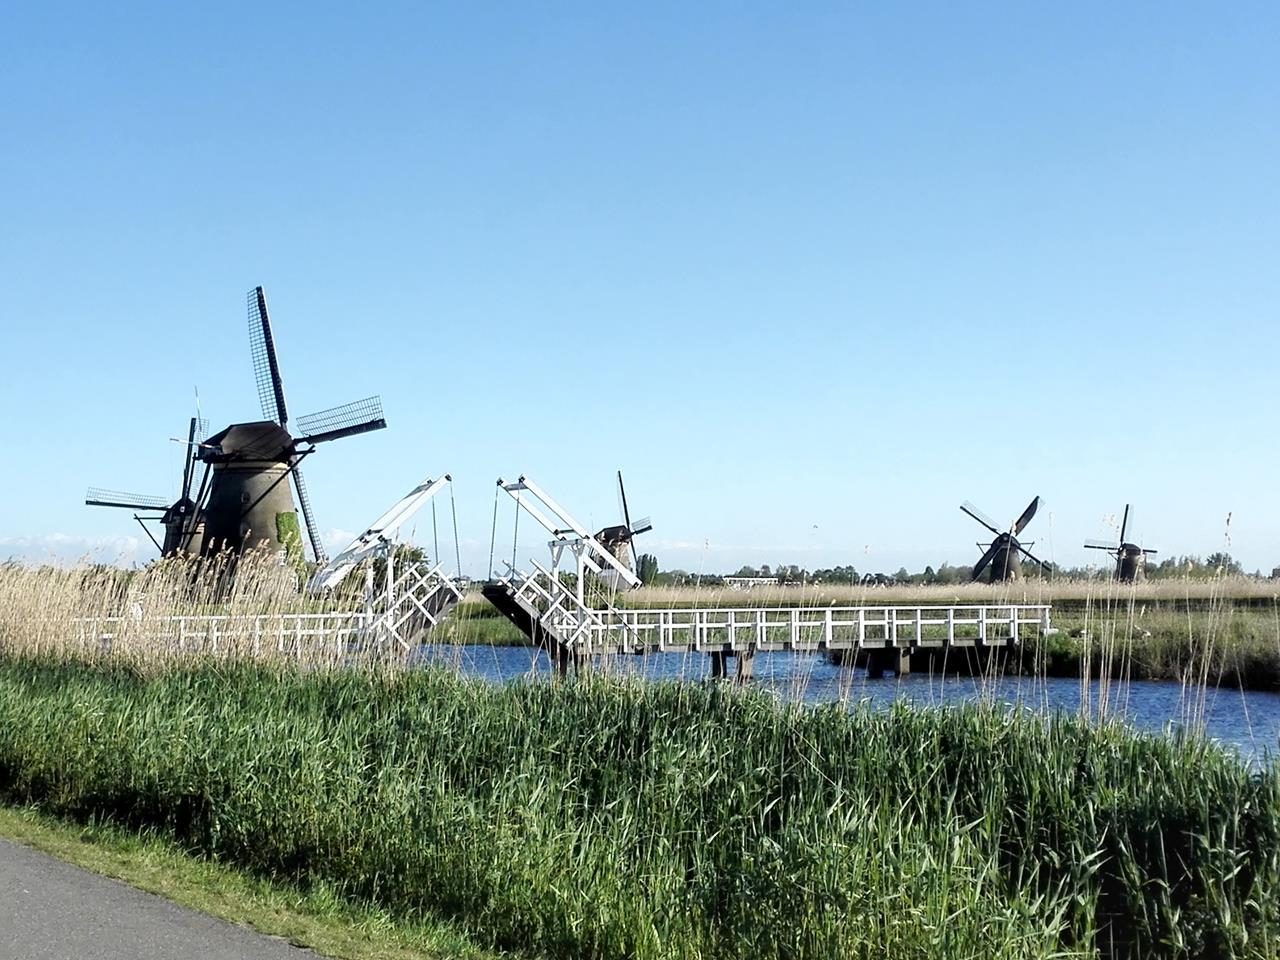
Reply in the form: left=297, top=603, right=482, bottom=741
left=1, top=654, right=1278, bottom=959
left=0, top=805, right=494, bottom=960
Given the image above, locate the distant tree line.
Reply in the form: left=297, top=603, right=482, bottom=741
left=633, top=551, right=1265, bottom=587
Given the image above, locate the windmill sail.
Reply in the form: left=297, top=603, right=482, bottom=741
left=960, top=501, right=1001, bottom=535
left=248, top=286, right=289, bottom=426
left=291, top=464, right=328, bottom=564
left=85, top=488, right=169, bottom=511
left=297, top=397, right=387, bottom=444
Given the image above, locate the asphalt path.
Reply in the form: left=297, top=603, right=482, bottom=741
left=0, top=839, right=320, bottom=960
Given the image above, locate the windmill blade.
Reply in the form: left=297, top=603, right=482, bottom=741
left=248, top=286, right=289, bottom=427
left=290, top=465, right=328, bottom=564
left=960, top=501, right=1001, bottom=536
left=1117, top=504, right=1131, bottom=546
left=1142, top=547, right=1159, bottom=556
left=972, top=540, right=1002, bottom=579
left=1012, top=496, right=1041, bottom=535
left=182, top=462, right=213, bottom=552
left=180, top=417, right=199, bottom=502
left=297, top=397, right=387, bottom=445
left=617, top=471, right=632, bottom=530
left=85, top=488, right=169, bottom=511
left=630, top=516, right=654, bottom=536
left=1083, top=539, right=1120, bottom=551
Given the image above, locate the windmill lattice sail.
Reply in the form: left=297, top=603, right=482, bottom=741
left=297, top=397, right=387, bottom=445
left=248, top=286, right=289, bottom=426
left=85, top=488, right=170, bottom=511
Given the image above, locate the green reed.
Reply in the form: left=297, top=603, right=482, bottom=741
left=0, top=654, right=1276, bottom=960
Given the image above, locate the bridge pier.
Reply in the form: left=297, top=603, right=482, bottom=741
left=709, top=648, right=754, bottom=683
left=865, top=646, right=910, bottom=679
left=550, top=641, right=585, bottom=677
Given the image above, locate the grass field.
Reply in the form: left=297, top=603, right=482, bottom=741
left=1, top=654, right=1277, bottom=960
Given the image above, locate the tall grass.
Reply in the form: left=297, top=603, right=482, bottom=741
left=1, top=560, right=1279, bottom=956
left=1, top=654, right=1278, bottom=959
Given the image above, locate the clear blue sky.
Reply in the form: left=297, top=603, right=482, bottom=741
left=1, top=2, right=1276, bottom=576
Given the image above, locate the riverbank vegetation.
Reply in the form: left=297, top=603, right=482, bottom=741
left=1, top=653, right=1277, bottom=960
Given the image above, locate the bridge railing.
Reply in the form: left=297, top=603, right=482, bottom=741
left=77, top=610, right=376, bottom=659
left=580, top=603, right=1053, bottom=654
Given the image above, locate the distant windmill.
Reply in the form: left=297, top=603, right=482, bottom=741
left=1084, top=504, right=1157, bottom=582
left=196, top=286, right=387, bottom=562
left=594, top=471, right=653, bottom=573
left=86, top=415, right=209, bottom=556
left=961, top=496, right=1050, bottom=582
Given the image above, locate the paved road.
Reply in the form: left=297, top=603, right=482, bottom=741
left=0, top=839, right=319, bottom=960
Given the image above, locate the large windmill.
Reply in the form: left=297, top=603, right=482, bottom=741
left=196, top=286, right=387, bottom=562
left=1084, top=504, right=1157, bottom=582
left=594, top=471, right=653, bottom=574
left=85, top=415, right=209, bottom=556
left=961, top=496, right=1050, bottom=582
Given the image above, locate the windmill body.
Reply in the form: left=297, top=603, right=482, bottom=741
left=593, top=524, right=634, bottom=567
left=1117, top=545, right=1149, bottom=582
left=961, top=497, right=1048, bottom=584
left=984, top=534, right=1023, bottom=582
left=1084, top=505, right=1157, bottom=582
left=160, top=497, right=203, bottom=555
left=197, top=422, right=301, bottom=557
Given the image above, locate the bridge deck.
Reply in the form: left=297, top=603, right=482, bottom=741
left=584, top=603, right=1052, bottom=654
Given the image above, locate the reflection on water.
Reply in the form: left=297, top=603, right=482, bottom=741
left=411, top=644, right=1280, bottom=767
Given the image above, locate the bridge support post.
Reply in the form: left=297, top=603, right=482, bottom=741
left=866, top=646, right=910, bottom=679
left=709, top=649, right=754, bottom=684
left=551, top=641, right=584, bottom=677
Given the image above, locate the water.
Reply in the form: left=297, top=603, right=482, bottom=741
left=412, top=644, right=1280, bottom=766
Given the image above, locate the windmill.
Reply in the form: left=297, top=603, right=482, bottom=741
left=961, top=496, right=1050, bottom=582
left=594, top=471, right=653, bottom=574
left=86, top=415, right=209, bottom=556
left=196, top=286, right=387, bottom=562
left=1084, top=504, right=1157, bottom=582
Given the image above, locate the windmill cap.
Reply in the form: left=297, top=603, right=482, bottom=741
left=200, top=421, right=294, bottom=462
left=595, top=523, right=633, bottom=543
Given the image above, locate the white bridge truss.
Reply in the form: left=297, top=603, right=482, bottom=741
left=497, top=475, right=641, bottom=597
left=304, top=473, right=465, bottom=650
